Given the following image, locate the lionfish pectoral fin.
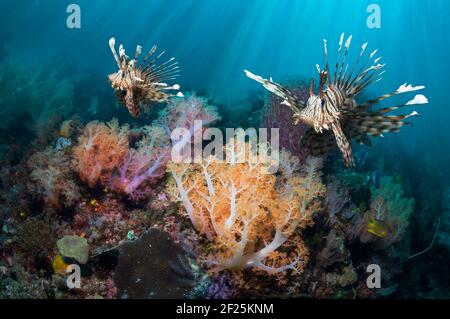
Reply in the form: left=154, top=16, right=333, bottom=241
left=125, top=90, right=140, bottom=117
left=344, top=89, right=426, bottom=138
left=331, top=122, right=355, bottom=167
left=301, top=128, right=337, bottom=157
left=244, top=70, right=305, bottom=113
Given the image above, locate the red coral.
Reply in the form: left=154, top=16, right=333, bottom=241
left=72, top=197, right=148, bottom=251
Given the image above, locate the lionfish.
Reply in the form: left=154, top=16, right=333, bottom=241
left=245, top=33, right=428, bottom=167
left=108, top=37, right=183, bottom=117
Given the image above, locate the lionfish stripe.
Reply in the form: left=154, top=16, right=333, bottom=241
left=139, top=45, right=158, bottom=68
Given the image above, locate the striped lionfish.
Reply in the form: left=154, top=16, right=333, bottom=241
left=244, top=33, right=428, bottom=167
left=108, top=37, right=183, bottom=117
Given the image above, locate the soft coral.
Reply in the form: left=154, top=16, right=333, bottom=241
left=167, top=140, right=325, bottom=275
left=110, top=126, right=170, bottom=200
left=27, top=146, right=80, bottom=210
left=72, top=119, right=129, bottom=188
left=111, top=94, right=221, bottom=201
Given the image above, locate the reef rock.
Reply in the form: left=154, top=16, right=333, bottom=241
left=114, top=228, right=195, bottom=299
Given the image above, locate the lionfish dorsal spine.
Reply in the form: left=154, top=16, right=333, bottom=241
left=139, top=45, right=157, bottom=68
left=109, top=37, right=121, bottom=68
left=343, top=42, right=368, bottom=90
left=336, top=34, right=352, bottom=87
left=134, top=45, right=142, bottom=60
left=332, top=33, right=344, bottom=84
left=323, top=39, right=331, bottom=84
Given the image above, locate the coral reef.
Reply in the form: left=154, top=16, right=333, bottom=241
left=359, top=176, right=414, bottom=251
left=167, top=139, right=324, bottom=276
left=71, top=196, right=152, bottom=253
left=56, top=235, right=89, bottom=264
left=16, top=216, right=56, bottom=255
left=72, top=119, right=129, bottom=188
left=110, top=125, right=170, bottom=200
left=114, top=228, right=195, bottom=298
left=0, top=56, right=434, bottom=299
left=27, top=146, right=80, bottom=210
left=156, top=93, right=221, bottom=131
left=111, top=94, right=221, bottom=200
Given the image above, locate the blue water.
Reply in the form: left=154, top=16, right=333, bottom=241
left=0, top=1, right=446, bottom=165
left=4, top=0, right=449, bottom=154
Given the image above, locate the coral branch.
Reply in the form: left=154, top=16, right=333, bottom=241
left=167, top=139, right=324, bottom=276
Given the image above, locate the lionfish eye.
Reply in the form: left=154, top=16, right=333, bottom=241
left=320, top=98, right=326, bottom=107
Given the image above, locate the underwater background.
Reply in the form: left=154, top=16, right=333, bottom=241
left=0, top=0, right=449, bottom=298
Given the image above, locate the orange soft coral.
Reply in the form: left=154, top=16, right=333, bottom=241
left=167, top=140, right=325, bottom=275
left=72, top=119, right=129, bottom=188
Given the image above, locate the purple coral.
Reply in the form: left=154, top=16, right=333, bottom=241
left=111, top=94, right=221, bottom=201
left=111, top=126, right=170, bottom=201
left=206, top=274, right=235, bottom=299
left=260, top=77, right=310, bottom=164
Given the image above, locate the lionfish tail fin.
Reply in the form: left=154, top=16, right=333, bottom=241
left=244, top=70, right=305, bottom=113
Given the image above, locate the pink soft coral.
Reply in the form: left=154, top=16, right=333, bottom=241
left=110, top=126, right=170, bottom=200
left=111, top=94, right=221, bottom=200
left=72, top=119, right=129, bottom=188
left=156, top=93, right=221, bottom=130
